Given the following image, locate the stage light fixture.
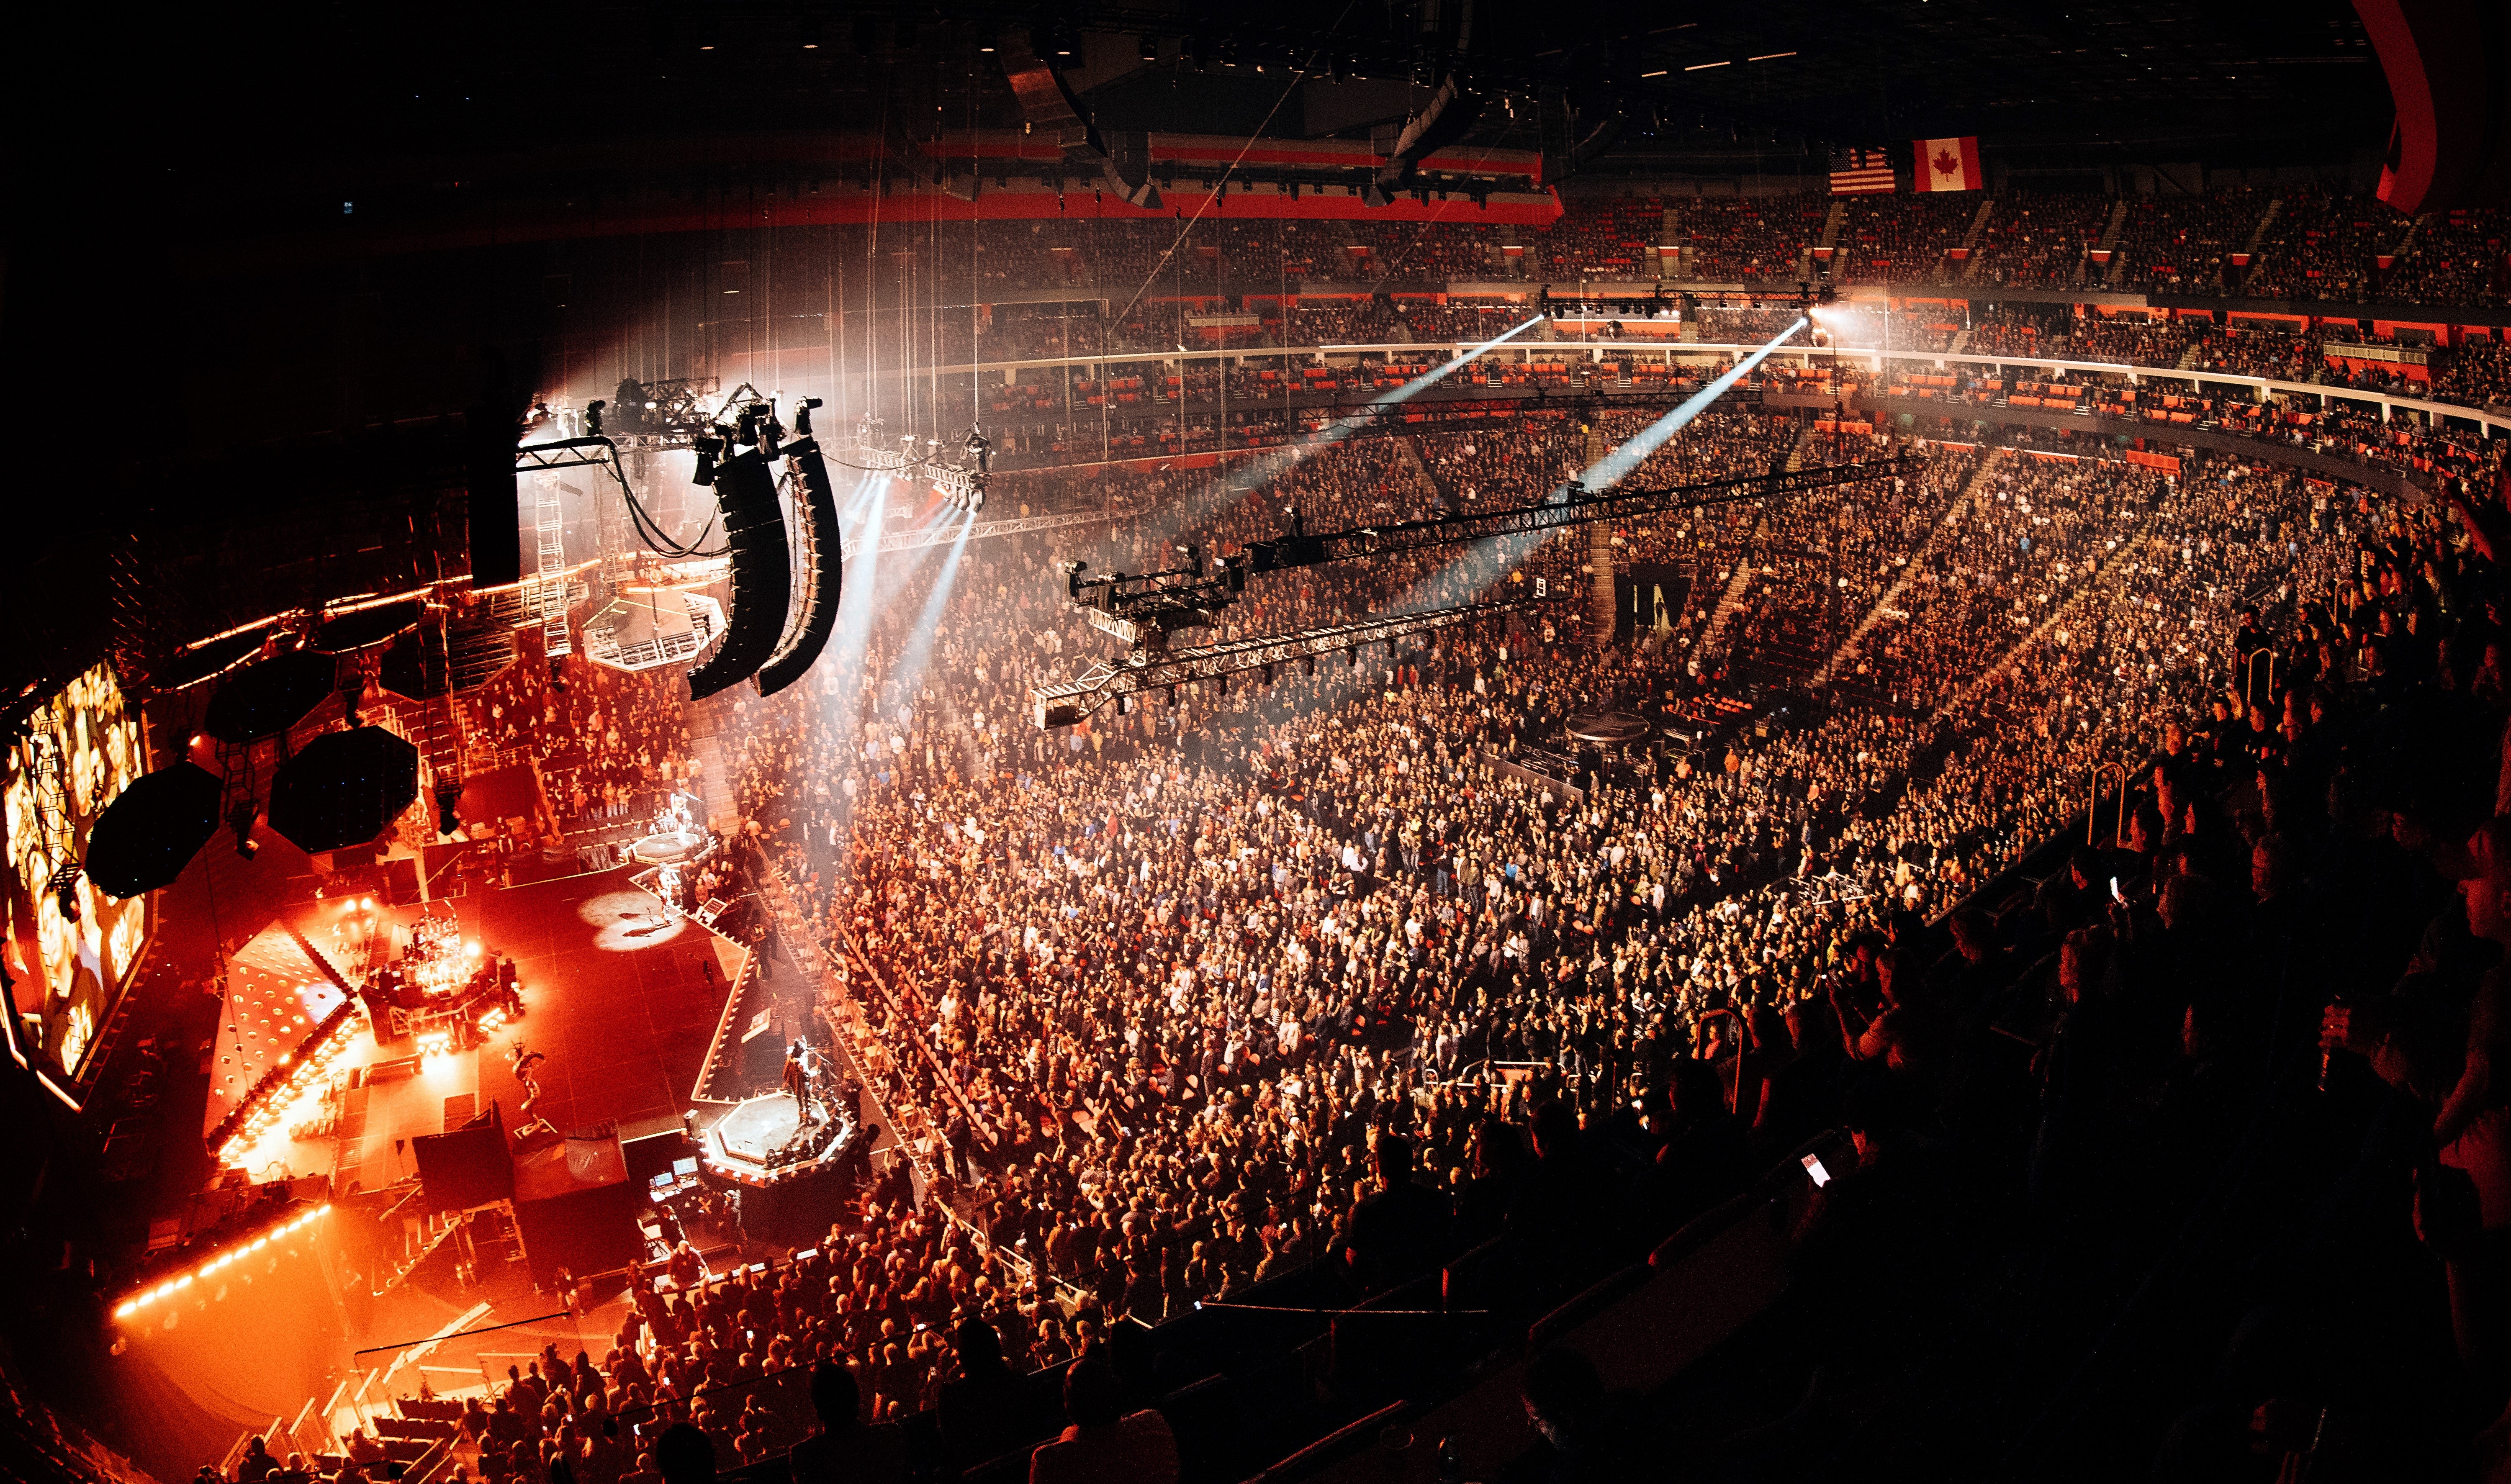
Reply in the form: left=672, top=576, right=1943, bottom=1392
left=691, top=432, right=725, bottom=486
left=584, top=400, right=605, bottom=434
left=1139, top=33, right=1158, bottom=62
left=793, top=395, right=821, bottom=437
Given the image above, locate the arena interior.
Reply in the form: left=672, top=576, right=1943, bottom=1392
left=8, top=3, right=2511, bottom=1481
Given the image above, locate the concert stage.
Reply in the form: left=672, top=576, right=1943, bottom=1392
left=626, top=828, right=709, bottom=865
left=464, top=866, right=748, bottom=1142
left=699, top=1092, right=868, bottom=1243
left=706, top=1092, right=859, bottom=1179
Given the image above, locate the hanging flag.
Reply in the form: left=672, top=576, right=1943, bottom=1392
left=1829, top=146, right=1896, bottom=196
left=1915, top=136, right=1984, bottom=192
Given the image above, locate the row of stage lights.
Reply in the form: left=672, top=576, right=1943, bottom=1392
left=114, top=1205, right=332, bottom=1320
left=211, top=1015, right=361, bottom=1166
left=830, top=416, right=993, bottom=514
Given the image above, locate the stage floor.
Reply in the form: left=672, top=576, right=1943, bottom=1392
left=228, top=867, right=749, bottom=1191
left=466, top=865, right=746, bottom=1143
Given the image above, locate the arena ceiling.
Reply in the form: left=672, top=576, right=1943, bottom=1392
left=0, top=0, right=2403, bottom=707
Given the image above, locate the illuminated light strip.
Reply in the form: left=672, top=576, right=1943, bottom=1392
left=1749, top=51, right=1797, bottom=61
left=1684, top=60, right=1730, bottom=70
left=211, top=1011, right=362, bottom=1163
left=113, top=1205, right=332, bottom=1319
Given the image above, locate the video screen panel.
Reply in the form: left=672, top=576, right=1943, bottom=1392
left=3, top=662, right=151, bottom=1096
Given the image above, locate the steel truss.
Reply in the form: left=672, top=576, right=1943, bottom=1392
left=1030, top=596, right=1548, bottom=729
left=1241, top=454, right=1915, bottom=575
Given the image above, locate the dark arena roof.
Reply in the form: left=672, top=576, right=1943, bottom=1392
left=5, top=5, right=2511, bottom=1483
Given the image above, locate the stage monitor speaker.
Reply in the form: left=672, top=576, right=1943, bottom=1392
left=753, top=437, right=843, bottom=696
left=685, top=446, right=792, bottom=700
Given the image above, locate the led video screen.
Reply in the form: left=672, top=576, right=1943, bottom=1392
left=3, top=662, right=151, bottom=1096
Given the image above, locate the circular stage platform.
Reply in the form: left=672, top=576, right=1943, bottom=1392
left=704, top=1092, right=861, bottom=1185
left=698, top=1092, right=870, bottom=1243
left=627, top=828, right=709, bottom=865
left=1564, top=707, right=1651, bottom=745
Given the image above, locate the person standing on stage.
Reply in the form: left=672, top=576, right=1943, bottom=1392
left=781, top=1040, right=813, bottom=1122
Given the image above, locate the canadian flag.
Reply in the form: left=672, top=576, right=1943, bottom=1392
left=1915, top=136, right=1983, bottom=192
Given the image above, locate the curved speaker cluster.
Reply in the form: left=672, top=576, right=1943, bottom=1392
left=753, top=437, right=843, bottom=698
left=685, top=444, right=793, bottom=701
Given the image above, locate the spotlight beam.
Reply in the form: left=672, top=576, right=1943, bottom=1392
left=1380, top=316, right=1811, bottom=614
left=1577, top=317, right=1809, bottom=492
left=1128, top=314, right=1547, bottom=549
left=886, top=509, right=979, bottom=705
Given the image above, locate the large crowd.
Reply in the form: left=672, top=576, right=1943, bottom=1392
left=445, top=384, right=2488, bottom=1477
left=190, top=204, right=2511, bottom=1479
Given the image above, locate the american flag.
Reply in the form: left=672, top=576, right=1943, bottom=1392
left=1830, top=146, right=1897, bottom=196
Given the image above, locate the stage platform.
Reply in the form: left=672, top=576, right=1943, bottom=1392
left=705, top=1092, right=859, bottom=1178
left=465, top=866, right=748, bottom=1142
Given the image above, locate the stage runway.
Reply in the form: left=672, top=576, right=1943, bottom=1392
left=465, top=866, right=747, bottom=1141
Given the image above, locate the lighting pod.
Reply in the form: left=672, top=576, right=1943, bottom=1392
left=84, top=761, right=224, bottom=896
left=265, top=727, right=421, bottom=855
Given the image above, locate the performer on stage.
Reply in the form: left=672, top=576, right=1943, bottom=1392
left=510, top=1040, right=556, bottom=1140
left=781, top=1040, right=815, bottom=1123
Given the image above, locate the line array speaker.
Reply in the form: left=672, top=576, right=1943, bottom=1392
left=753, top=438, right=843, bottom=697
left=685, top=447, right=792, bottom=700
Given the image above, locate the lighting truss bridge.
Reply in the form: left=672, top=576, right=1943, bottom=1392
left=1061, top=544, right=1247, bottom=651
left=1056, top=454, right=1913, bottom=645
left=1240, top=454, right=1915, bottom=575
left=1030, top=595, right=1551, bottom=728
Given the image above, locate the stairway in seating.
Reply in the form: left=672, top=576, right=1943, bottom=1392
left=1783, top=418, right=1820, bottom=473
left=2230, top=196, right=2283, bottom=293
left=1812, top=198, right=1846, bottom=279
left=1395, top=433, right=1450, bottom=507
left=1955, top=195, right=1998, bottom=283
left=1949, top=329, right=1973, bottom=355
left=2086, top=196, right=2132, bottom=285
left=1686, top=424, right=1814, bottom=662
left=683, top=694, right=737, bottom=830
left=2174, top=341, right=2205, bottom=370
left=1812, top=447, right=2005, bottom=691
left=2378, top=213, right=2424, bottom=297
left=1585, top=421, right=1616, bottom=647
